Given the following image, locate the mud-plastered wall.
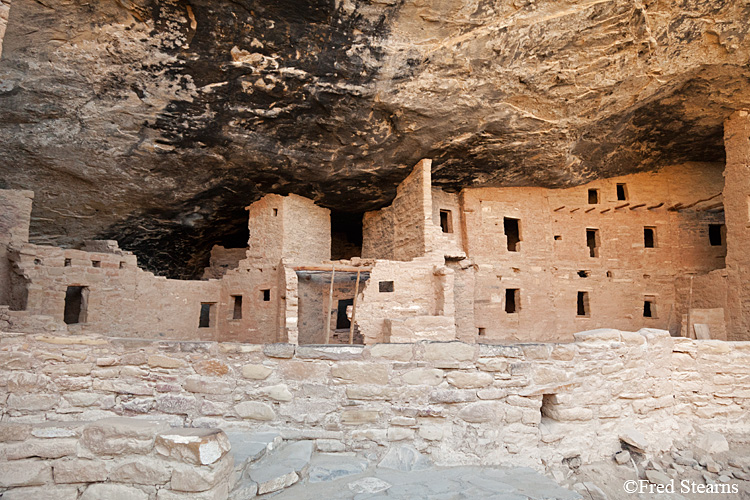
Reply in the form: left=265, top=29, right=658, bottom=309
left=0, top=0, right=10, bottom=59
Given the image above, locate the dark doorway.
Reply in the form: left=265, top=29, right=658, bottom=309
left=232, top=295, right=243, bottom=320
left=331, top=211, right=363, bottom=260
left=708, top=224, right=725, bottom=246
left=504, top=218, right=521, bottom=252
left=505, top=288, right=519, bottom=313
left=586, top=229, right=600, bottom=257
left=577, top=291, right=590, bottom=317
left=199, top=303, right=213, bottom=328
left=64, top=286, right=88, bottom=325
left=439, top=210, right=453, bottom=233
left=336, top=298, right=354, bottom=329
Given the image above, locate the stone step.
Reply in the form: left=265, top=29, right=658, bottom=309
left=225, top=431, right=282, bottom=471
left=245, top=440, right=314, bottom=495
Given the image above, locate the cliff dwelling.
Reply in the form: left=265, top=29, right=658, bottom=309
left=2, top=1, right=750, bottom=499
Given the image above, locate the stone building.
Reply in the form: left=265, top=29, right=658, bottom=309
left=1, top=112, right=749, bottom=344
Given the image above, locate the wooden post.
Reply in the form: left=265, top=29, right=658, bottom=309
left=349, top=270, right=361, bottom=345
left=324, top=265, right=336, bottom=344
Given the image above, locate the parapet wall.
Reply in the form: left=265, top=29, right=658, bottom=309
left=2, top=329, right=749, bottom=472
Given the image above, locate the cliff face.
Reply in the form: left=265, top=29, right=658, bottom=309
left=0, top=0, right=748, bottom=277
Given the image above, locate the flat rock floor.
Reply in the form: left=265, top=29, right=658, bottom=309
left=261, top=464, right=582, bottom=499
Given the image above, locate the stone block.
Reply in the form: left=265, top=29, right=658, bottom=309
left=387, top=427, right=414, bottom=441
left=109, top=457, right=172, bottom=485
left=53, top=459, right=109, bottom=483
left=80, top=483, right=149, bottom=500
left=81, top=418, right=168, bottom=456
left=429, top=389, right=476, bottom=404
left=476, top=358, right=508, bottom=372
left=532, top=366, right=568, bottom=385
left=297, top=345, right=364, bottom=360
left=446, top=371, right=493, bottom=389
left=4, top=438, right=77, bottom=460
left=263, top=343, right=295, bottom=359
left=235, top=401, right=275, bottom=421
left=378, top=444, right=431, bottom=472
left=261, top=384, right=293, bottom=402
left=341, top=409, right=380, bottom=425
left=423, top=342, right=476, bottom=367
left=194, top=360, right=229, bottom=376
left=0, top=486, right=79, bottom=500
left=170, top=455, right=233, bottom=492
left=155, top=428, right=231, bottom=466
left=315, top=439, right=346, bottom=452
left=458, top=402, right=504, bottom=423
left=370, top=343, right=414, bottom=362
left=0, top=460, right=52, bottom=487
left=8, top=372, right=51, bottom=391
left=148, top=355, right=187, bottom=369
left=346, top=385, right=396, bottom=400
left=521, top=344, right=551, bottom=360
left=0, top=422, right=31, bottom=442
left=619, top=427, right=648, bottom=452
left=402, top=368, right=444, bottom=386
left=155, top=394, right=197, bottom=415
left=477, top=388, right=508, bottom=400
left=478, top=344, right=522, bottom=358
left=157, top=482, right=229, bottom=500
left=331, top=363, right=389, bottom=384
left=7, top=393, right=59, bottom=411
left=183, top=376, right=233, bottom=394
left=418, top=426, right=443, bottom=441
left=241, top=364, right=273, bottom=380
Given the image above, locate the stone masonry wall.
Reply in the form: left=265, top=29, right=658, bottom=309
left=2, top=329, right=748, bottom=475
left=0, top=418, right=234, bottom=499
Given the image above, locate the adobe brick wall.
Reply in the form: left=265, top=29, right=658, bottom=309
left=2, top=329, right=748, bottom=472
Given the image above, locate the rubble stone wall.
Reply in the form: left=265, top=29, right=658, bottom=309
left=0, top=417, right=234, bottom=499
left=2, top=328, right=749, bottom=474
left=0, top=0, right=9, bottom=60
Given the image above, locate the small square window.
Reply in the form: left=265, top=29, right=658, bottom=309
left=64, top=258, right=72, bottom=267
left=588, top=189, right=599, bottom=204
left=379, top=281, right=394, bottom=293
left=554, top=235, right=562, bottom=241
left=92, top=260, right=101, bottom=268
left=272, top=208, right=278, bottom=217
left=616, top=183, right=628, bottom=201
left=261, top=289, right=271, bottom=302
left=644, top=227, right=656, bottom=248
left=577, top=270, right=590, bottom=278
left=477, top=327, right=486, bottom=336
left=119, top=261, right=126, bottom=269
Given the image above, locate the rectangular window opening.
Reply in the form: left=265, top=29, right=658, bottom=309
left=643, top=296, right=657, bottom=318
left=64, top=258, right=71, bottom=267
left=577, top=270, right=590, bottom=278
left=644, top=227, right=656, bottom=248
left=261, top=289, right=271, bottom=302
left=554, top=235, right=562, bottom=241
left=232, top=295, right=243, bottom=320
left=199, top=303, right=213, bottom=328
left=91, top=260, right=101, bottom=268
left=272, top=208, right=278, bottom=217
left=379, top=281, right=394, bottom=293
left=504, top=217, right=521, bottom=252
left=336, top=298, right=354, bottom=329
left=708, top=224, right=725, bottom=246
left=586, top=228, right=600, bottom=258
left=478, top=327, right=486, bottom=336
left=64, top=286, right=88, bottom=325
left=505, top=288, right=520, bottom=314
left=588, top=189, right=600, bottom=205
left=616, top=183, right=628, bottom=201
left=577, top=291, right=590, bottom=317
left=439, top=209, right=453, bottom=233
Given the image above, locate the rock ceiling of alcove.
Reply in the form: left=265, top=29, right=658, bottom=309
left=0, top=0, right=749, bottom=278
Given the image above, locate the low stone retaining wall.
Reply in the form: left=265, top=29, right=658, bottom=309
left=0, top=418, right=233, bottom=499
left=1, top=329, right=749, bottom=476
